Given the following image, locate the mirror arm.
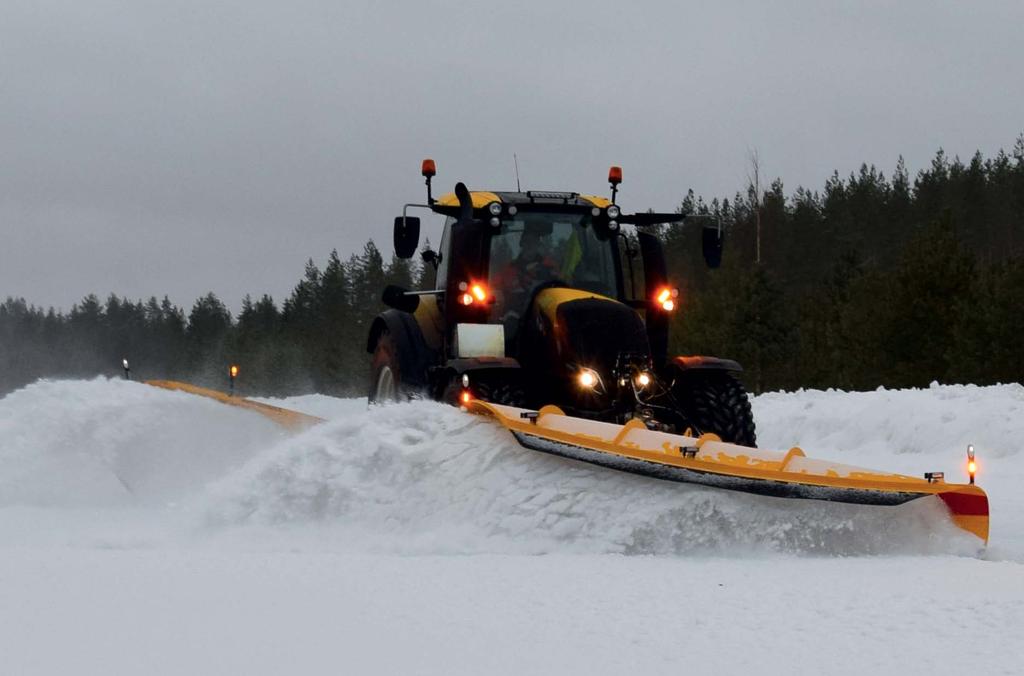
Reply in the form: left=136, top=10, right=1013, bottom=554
left=402, top=203, right=432, bottom=224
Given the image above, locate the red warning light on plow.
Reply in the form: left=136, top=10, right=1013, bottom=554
left=967, top=444, right=977, bottom=484
left=229, top=365, right=239, bottom=378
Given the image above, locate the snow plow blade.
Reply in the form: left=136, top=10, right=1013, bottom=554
left=145, top=380, right=325, bottom=432
left=470, top=401, right=990, bottom=544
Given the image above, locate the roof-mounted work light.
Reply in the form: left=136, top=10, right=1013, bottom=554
left=422, top=158, right=436, bottom=204
left=608, top=165, right=622, bottom=204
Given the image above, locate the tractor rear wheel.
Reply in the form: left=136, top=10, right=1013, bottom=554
left=368, top=329, right=404, bottom=404
left=672, top=371, right=757, bottom=447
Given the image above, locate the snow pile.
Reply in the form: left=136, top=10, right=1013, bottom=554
left=754, top=382, right=1024, bottom=464
left=753, top=383, right=1024, bottom=555
left=0, top=378, right=284, bottom=507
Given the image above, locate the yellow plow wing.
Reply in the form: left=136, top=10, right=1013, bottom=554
left=470, top=400, right=990, bottom=544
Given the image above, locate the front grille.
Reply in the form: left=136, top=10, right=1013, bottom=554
left=555, top=299, right=649, bottom=375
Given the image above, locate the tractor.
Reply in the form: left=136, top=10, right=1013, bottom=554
left=366, top=160, right=756, bottom=446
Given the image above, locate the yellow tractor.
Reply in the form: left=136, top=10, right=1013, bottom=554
left=367, top=160, right=755, bottom=446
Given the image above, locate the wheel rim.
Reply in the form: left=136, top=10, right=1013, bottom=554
left=375, top=365, right=396, bottom=401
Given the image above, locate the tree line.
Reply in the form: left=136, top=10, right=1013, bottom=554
left=665, top=137, right=1024, bottom=392
left=0, top=245, right=418, bottom=397
left=2, top=137, right=1022, bottom=397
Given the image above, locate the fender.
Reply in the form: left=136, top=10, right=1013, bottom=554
left=366, top=309, right=436, bottom=388
left=671, top=355, right=743, bottom=372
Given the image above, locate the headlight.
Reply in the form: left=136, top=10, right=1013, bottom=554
left=578, top=369, right=598, bottom=389
left=488, top=202, right=502, bottom=216
left=607, top=205, right=621, bottom=219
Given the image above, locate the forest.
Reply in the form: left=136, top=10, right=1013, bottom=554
left=3, top=138, right=1022, bottom=397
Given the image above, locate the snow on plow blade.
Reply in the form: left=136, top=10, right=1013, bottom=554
left=470, top=401, right=990, bottom=544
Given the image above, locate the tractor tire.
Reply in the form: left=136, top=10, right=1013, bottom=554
left=368, top=329, right=404, bottom=404
left=672, top=371, right=757, bottom=447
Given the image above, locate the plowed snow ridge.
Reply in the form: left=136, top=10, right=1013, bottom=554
left=4, top=378, right=1023, bottom=556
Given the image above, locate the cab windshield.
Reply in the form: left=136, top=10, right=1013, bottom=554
left=487, top=212, right=617, bottom=323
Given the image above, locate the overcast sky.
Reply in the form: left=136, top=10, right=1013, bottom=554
left=2, top=0, right=1022, bottom=312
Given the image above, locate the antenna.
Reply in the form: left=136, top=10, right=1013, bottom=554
left=514, top=153, right=522, bottom=192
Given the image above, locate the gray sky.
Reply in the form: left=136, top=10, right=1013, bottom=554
left=3, top=0, right=1022, bottom=312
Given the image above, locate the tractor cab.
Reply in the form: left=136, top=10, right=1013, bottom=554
left=422, top=191, right=627, bottom=360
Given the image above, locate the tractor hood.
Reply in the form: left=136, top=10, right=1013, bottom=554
left=518, top=287, right=650, bottom=410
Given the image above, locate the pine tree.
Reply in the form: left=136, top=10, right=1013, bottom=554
left=186, top=292, right=233, bottom=384
left=877, top=214, right=975, bottom=387
left=318, top=250, right=356, bottom=393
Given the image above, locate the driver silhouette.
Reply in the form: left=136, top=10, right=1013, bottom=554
left=494, top=229, right=559, bottom=302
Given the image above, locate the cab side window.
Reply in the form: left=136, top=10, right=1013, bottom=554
left=434, top=217, right=454, bottom=290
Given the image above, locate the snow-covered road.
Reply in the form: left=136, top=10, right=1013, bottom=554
left=1, top=379, right=1022, bottom=674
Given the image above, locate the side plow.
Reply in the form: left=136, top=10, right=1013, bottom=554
left=470, top=401, right=990, bottom=545
left=146, top=380, right=325, bottom=431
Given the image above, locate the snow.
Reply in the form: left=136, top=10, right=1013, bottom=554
left=1, top=377, right=1022, bottom=675
left=250, top=393, right=367, bottom=421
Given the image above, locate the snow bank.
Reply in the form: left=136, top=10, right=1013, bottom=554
left=754, top=382, right=1024, bottom=463
left=0, top=378, right=284, bottom=507
left=752, top=383, right=1024, bottom=555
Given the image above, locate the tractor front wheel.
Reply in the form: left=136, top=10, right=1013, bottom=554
left=368, top=329, right=404, bottom=404
left=671, top=371, right=757, bottom=447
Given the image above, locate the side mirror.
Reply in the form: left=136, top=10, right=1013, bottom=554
left=702, top=226, right=723, bottom=269
left=394, top=216, right=421, bottom=259
left=382, top=285, right=420, bottom=313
